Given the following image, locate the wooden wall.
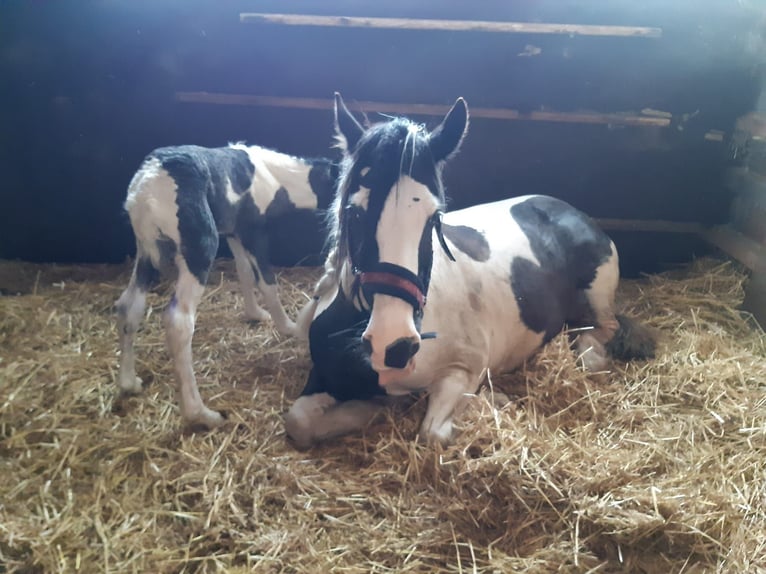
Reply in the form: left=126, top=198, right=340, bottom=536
left=723, top=112, right=766, bottom=325
left=1, top=0, right=764, bottom=278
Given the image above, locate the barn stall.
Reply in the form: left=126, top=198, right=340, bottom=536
left=1, top=1, right=766, bottom=572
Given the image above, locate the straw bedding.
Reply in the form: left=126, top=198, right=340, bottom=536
left=0, top=256, right=764, bottom=573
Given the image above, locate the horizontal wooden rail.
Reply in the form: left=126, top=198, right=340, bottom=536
left=239, top=13, right=663, bottom=38
left=595, top=219, right=705, bottom=234
left=175, top=92, right=671, bottom=128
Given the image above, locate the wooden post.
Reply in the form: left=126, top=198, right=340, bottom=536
left=239, top=13, right=663, bottom=39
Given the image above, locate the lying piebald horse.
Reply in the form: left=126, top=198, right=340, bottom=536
left=116, top=142, right=338, bottom=429
left=286, top=93, right=655, bottom=447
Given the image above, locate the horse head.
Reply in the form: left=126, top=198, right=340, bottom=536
left=330, top=92, right=469, bottom=381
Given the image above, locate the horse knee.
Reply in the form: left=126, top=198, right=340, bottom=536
left=284, top=393, right=337, bottom=450
left=576, top=332, right=609, bottom=371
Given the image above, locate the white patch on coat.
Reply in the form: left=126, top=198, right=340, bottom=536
left=232, top=144, right=318, bottom=212
left=124, top=157, right=181, bottom=269
left=362, top=175, right=440, bottom=369
left=370, top=196, right=545, bottom=392
left=224, top=178, right=240, bottom=205
left=349, top=187, right=370, bottom=210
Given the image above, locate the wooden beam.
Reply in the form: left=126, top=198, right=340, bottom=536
left=239, top=13, right=663, bottom=39
left=174, top=92, right=671, bottom=128
left=595, top=219, right=705, bottom=234
left=702, top=225, right=766, bottom=273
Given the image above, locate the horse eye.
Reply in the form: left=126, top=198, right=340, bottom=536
left=345, top=204, right=363, bottom=219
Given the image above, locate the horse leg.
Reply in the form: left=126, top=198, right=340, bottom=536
left=419, top=368, right=479, bottom=446
left=239, top=228, right=297, bottom=336
left=284, top=393, right=385, bottom=449
left=164, top=266, right=225, bottom=429
left=115, top=254, right=157, bottom=395
left=226, top=236, right=270, bottom=322
left=575, top=247, right=620, bottom=372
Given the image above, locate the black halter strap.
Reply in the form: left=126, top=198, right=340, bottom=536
left=346, top=210, right=455, bottom=314
left=432, top=211, right=456, bottom=262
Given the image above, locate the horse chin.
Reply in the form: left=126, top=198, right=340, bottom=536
left=376, top=358, right=417, bottom=391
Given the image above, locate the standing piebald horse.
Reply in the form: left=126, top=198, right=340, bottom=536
left=116, top=143, right=338, bottom=429
left=285, top=93, right=655, bottom=447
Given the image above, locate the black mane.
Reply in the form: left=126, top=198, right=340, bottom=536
left=328, top=117, right=448, bottom=272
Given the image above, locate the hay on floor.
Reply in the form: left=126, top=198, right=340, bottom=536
left=0, top=257, right=764, bottom=573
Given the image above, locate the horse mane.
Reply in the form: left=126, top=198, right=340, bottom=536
left=324, top=118, right=440, bottom=274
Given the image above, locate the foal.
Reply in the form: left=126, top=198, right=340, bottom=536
left=116, top=142, right=338, bottom=429
left=285, top=93, right=655, bottom=447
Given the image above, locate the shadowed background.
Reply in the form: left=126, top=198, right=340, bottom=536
left=1, top=0, right=763, bottom=276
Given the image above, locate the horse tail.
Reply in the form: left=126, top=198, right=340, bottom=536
left=605, top=314, right=657, bottom=361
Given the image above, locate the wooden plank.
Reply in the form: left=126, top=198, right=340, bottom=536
left=239, top=13, right=663, bottom=38
left=702, top=225, right=766, bottom=273
left=596, top=219, right=704, bottom=234
left=174, top=92, right=671, bottom=128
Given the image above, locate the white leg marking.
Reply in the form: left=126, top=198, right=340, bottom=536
left=256, top=279, right=297, bottom=336
left=419, top=370, right=479, bottom=446
left=284, top=393, right=384, bottom=449
left=164, top=269, right=225, bottom=429
left=116, top=271, right=147, bottom=395
left=227, top=237, right=270, bottom=322
left=575, top=332, right=610, bottom=372
left=293, top=297, right=318, bottom=342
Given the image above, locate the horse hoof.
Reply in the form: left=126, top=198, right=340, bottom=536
left=118, top=376, right=143, bottom=396
left=277, top=321, right=299, bottom=338
left=284, top=407, right=315, bottom=450
left=244, top=308, right=271, bottom=323
left=184, top=408, right=227, bottom=432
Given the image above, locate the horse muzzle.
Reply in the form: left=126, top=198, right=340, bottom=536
left=376, top=357, right=417, bottom=389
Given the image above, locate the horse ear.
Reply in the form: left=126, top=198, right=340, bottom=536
left=429, top=97, right=469, bottom=163
left=334, top=92, right=365, bottom=153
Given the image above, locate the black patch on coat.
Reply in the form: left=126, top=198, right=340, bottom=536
left=235, top=193, right=275, bottom=285
left=153, top=146, right=220, bottom=285
left=156, top=232, right=178, bottom=275
left=135, top=257, right=159, bottom=290
left=441, top=224, right=490, bottom=262
left=302, top=291, right=384, bottom=402
left=509, top=196, right=614, bottom=343
left=265, top=187, right=297, bottom=218
left=308, top=159, right=341, bottom=210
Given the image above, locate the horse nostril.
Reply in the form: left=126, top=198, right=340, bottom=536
left=384, top=337, right=420, bottom=369
left=362, top=336, right=373, bottom=356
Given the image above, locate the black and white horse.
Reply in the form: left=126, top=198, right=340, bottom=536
left=116, top=143, right=338, bottom=429
left=285, top=93, right=656, bottom=447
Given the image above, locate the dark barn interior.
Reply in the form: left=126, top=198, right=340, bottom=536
left=3, top=3, right=766, bottom=572
left=2, top=0, right=765, bottom=286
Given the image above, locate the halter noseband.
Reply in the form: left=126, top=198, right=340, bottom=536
left=348, top=211, right=455, bottom=315
left=359, top=263, right=426, bottom=314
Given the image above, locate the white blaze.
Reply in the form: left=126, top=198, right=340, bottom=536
left=363, top=175, right=440, bottom=372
